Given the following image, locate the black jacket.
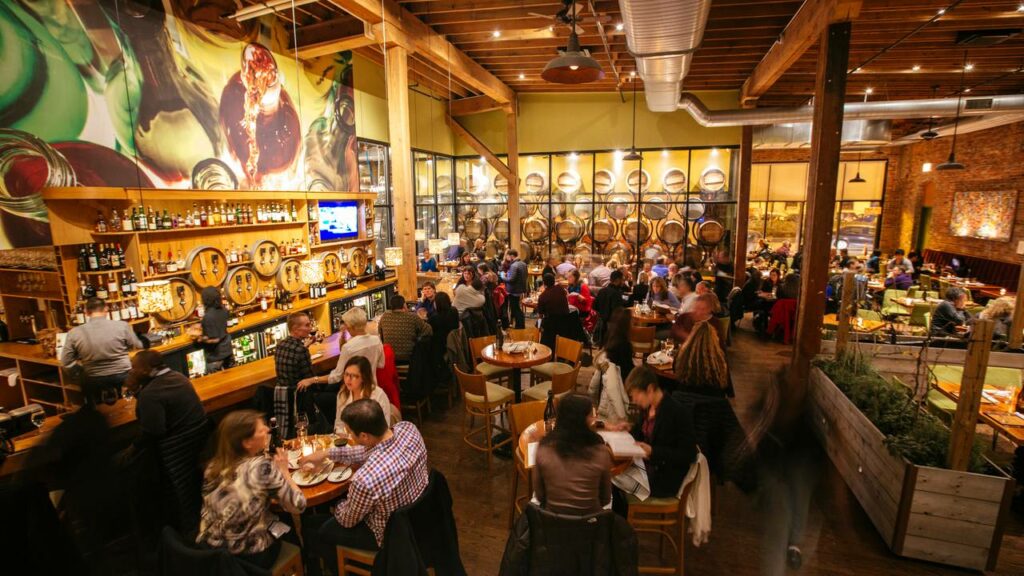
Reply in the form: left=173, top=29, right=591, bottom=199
left=373, top=469, right=466, bottom=576
left=403, top=335, right=436, bottom=401
left=593, top=283, right=626, bottom=322
left=931, top=301, right=970, bottom=337
left=499, top=504, right=637, bottom=576
left=630, top=395, right=698, bottom=498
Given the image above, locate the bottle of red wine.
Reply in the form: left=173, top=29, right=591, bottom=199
left=544, top=390, right=556, bottom=433
left=269, top=416, right=282, bottom=450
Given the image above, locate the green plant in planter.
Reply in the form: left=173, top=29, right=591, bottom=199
left=815, top=352, right=985, bottom=473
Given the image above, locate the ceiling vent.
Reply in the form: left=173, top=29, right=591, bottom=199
left=956, top=29, right=1021, bottom=47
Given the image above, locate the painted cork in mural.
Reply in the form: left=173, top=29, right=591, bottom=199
left=0, top=0, right=358, bottom=249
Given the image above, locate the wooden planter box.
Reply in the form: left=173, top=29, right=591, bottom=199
left=808, top=368, right=1014, bottom=571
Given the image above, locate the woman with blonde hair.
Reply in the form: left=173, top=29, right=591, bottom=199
left=979, top=296, right=1015, bottom=340
left=334, top=356, right=392, bottom=433
left=197, top=410, right=305, bottom=568
left=674, top=319, right=733, bottom=397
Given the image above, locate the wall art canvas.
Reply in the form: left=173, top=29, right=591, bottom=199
left=949, top=190, right=1018, bottom=242
left=0, top=0, right=357, bottom=249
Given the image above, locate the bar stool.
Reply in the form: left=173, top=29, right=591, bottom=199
left=456, top=366, right=514, bottom=469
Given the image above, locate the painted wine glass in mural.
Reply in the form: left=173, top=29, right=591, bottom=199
left=220, top=43, right=302, bottom=189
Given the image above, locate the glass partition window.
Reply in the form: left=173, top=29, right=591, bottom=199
left=358, top=140, right=392, bottom=258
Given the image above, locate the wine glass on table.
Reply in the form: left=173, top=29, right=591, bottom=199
left=296, top=412, right=310, bottom=445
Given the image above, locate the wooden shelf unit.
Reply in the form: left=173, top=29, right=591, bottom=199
left=310, top=238, right=375, bottom=250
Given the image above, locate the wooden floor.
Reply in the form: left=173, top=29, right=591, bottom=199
left=417, top=326, right=1024, bottom=575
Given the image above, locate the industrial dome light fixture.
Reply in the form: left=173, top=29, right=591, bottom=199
left=848, top=153, right=867, bottom=183
left=623, top=77, right=642, bottom=161
left=921, top=85, right=940, bottom=140
left=937, top=52, right=968, bottom=171
left=541, top=2, right=604, bottom=84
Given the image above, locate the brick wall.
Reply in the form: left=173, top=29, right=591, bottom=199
left=750, top=120, right=1024, bottom=261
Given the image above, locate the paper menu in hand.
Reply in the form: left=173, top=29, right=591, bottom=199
left=598, top=430, right=647, bottom=458
left=527, top=441, right=538, bottom=466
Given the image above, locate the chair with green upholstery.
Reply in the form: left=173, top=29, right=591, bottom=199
left=857, top=309, right=883, bottom=321
left=909, top=303, right=932, bottom=327
left=919, top=274, right=932, bottom=291
left=881, top=289, right=909, bottom=316
left=906, top=286, right=923, bottom=298
left=926, top=365, right=963, bottom=420
left=925, top=291, right=939, bottom=300
left=938, top=278, right=952, bottom=295
left=966, top=304, right=985, bottom=317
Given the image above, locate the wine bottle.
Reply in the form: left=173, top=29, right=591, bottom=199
left=110, top=209, right=121, bottom=232
left=110, top=244, right=121, bottom=268
left=83, top=276, right=96, bottom=298
left=95, top=210, right=107, bottom=233
left=162, top=209, right=172, bottom=230
left=544, top=390, right=556, bottom=433
left=78, top=247, right=89, bottom=272
left=269, top=416, right=281, bottom=450
left=87, top=244, right=99, bottom=271
left=74, top=302, right=85, bottom=325
left=166, top=250, right=178, bottom=273
left=96, top=275, right=109, bottom=299
left=97, top=244, right=110, bottom=269
left=122, top=209, right=133, bottom=231
left=107, top=274, right=118, bottom=296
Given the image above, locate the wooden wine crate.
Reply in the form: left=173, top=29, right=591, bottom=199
left=808, top=368, right=1013, bottom=571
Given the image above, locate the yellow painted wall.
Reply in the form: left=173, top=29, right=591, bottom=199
left=454, top=91, right=743, bottom=155
left=353, top=54, right=453, bottom=155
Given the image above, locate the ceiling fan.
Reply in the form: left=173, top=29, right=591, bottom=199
left=528, top=1, right=587, bottom=36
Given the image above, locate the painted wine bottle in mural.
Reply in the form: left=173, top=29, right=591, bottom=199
left=106, top=3, right=222, bottom=184
left=219, top=42, right=302, bottom=189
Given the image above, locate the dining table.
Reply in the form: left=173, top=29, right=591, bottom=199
left=481, top=342, right=552, bottom=403
left=282, top=435, right=353, bottom=507
left=932, top=380, right=1024, bottom=447
left=823, top=313, right=887, bottom=333
left=629, top=307, right=675, bottom=325
left=518, top=420, right=633, bottom=476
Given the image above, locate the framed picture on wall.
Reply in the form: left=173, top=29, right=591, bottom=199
left=949, top=190, right=1018, bottom=242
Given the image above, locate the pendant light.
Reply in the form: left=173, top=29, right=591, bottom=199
left=848, top=152, right=866, bottom=183
left=623, top=78, right=642, bottom=161
left=541, top=1, right=604, bottom=84
left=921, top=85, right=940, bottom=140
left=937, top=52, right=968, bottom=171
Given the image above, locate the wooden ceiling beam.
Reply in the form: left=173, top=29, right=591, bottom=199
left=325, top=0, right=514, bottom=103
left=292, top=16, right=378, bottom=59
left=448, top=95, right=509, bottom=116
left=740, top=0, right=862, bottom=105
left=446, top=114, right=514, bottom=183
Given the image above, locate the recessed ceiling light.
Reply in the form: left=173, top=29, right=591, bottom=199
left=711, top=148, right=719, bottom=157
left=964, top=63, right=974, bottom=71
left=964, top=88, right=971, bottom=93
left=912, top=65, right=921, bottom=71
left=518, top=72, right=525, bottom=80
left=492, top=30, right=501, bottom=38
left=568, top=152, right=578, bottom=160
left=937, top=8, right=946, bottom=15
left=1018, top=4, right=1024, bottom=12
left=865, top=87, right=873, bottom=94
left=661, top=150, right=669, bottom=157
left=479, top=156, right=486, bottom=163
left=615, top=23, right=624, bottom=31
left=629, top=70, right=636, bottom=77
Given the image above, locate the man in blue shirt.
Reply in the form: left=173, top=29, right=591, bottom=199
left=651, top=256, right=669, bottom=278
left=419, top=248, right=438, bottom=273
left=504, top=249, right=528, bottom=329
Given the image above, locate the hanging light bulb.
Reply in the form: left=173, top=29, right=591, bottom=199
left=623, top=78, right=642, bottom=161
left=937, top=52, right=968, bottom=171
left=541, top=2, right=604, bottom=84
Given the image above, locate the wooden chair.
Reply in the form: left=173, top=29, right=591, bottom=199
left=523, top=365, right=580, bottom=402
left=396, top=364, right=430, bottom=425
left=919, top=274, right=933, bottom=291
left=531, top=335, right=584, bottom=382
left=716, top=315, right=731, bottom=348
left=468, top=335, right=512, bottom=386
left=630, top=325, right=657, bottom=357
left=508, top=327, right=541, bottom=342
left=857, top=309, right=883, bottom=322
left=627, top=479, right=695, bottom=575
left=455, top=366, right=514, bottom=469
left=508, top=400, right=546, bottom=528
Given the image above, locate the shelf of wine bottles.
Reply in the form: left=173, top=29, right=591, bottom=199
left=93, top=201, right=303, bottom=233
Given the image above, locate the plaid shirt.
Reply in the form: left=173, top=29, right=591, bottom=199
left=327, top=421, right=429, bottom=545
left=275, top=336, right=313, bottom=388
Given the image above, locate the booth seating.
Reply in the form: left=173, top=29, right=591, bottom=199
left=925, top=364, right=1023, bottom=422
left=923, top=249, right=1020, bottom=291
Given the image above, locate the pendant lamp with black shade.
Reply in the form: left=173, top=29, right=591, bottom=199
left=921, top=85, right=940, bottom=140
left=937, top=52, right=969, bottom=171
left=623, top=78, right=642, bottom=161
left=541, top=2, right=604, bottom=84
left=848, top=153, right=866, bottom=183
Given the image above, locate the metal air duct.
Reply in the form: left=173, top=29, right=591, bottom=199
left=754, top=119, right=892, bottom=149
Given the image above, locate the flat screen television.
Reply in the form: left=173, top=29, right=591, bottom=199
left=318, top=200, right=359, bottom=242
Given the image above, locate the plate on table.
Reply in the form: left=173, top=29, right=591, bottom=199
left=646, top=351, right=673, bottom=365
left=293, top=461, right=333, bottom=486
left=287, top=449, right=302, bottom=470
left=328, top=466, right=353, bottom=483
left=502, top=342, right=531, bottom=354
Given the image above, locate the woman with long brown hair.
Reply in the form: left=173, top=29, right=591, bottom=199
left=533, top=394, right=612, bottom=514
left=334, top=356, right=392, bottom=433
left=197, top=410, right=305, bottom=568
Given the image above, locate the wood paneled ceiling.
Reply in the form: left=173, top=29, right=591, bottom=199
left=238, top=0, right=1024, bottom=107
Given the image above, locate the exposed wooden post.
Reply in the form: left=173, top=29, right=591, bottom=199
left=835, top=270, right=856, bottom=356
left=1008, top=264, right=1024, bottom=349
left=790, top=21, right=851, bottom=385
left=947, top=319, right=994, bottom=471
left=445, top=114, right=514, bottom=184
left=506, top=101, right=521, bottom=251
left=386, top=45, right=417, bottom=299
left=732, top=125, right=753, bottom=287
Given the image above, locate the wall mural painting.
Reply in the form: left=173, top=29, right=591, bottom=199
left=949, top=189, right=1018, bottom=243
left=0, top=0, right=357, bottom=249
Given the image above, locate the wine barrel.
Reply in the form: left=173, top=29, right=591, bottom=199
left=522, top=216, right=549, bottom=243
left=658, top=219, right=687, bottom=245
left=463, top=217, right=489, bottom=241
left=541, top=243, right=564, bottom=260
left=683, top=199, right=706, bottom=221
left=572, top=200, right=593, bottom=220
left=606, top=193, right=635, bottom=220
left=349, top=247, right=368, bottom=276
left=475, top=201, right=503, bottom=219
left=555, top=217, right=583, bottom=243
left=642, top=195, right=670, bottom=220
left=643, top=243, right=664, bottom=261
left=519, top=241, right=533, bottom=262
left=698, top=167, right=727, bottom=198
left=186, top=245, right=229, bottom=289
left=493, top=173, right=508, bottom=195
left=594, top=169, right=615, bottom=195
left=556, top=170, right=581, bottom=194
left=224, top=265, right=259, bottom=307
left=494, top=218, right=510, bottom=241
left=249, top=240, right=282, bottom=277
left=454, top=175, right=466, bottom=195
left=591, top=218, right=617, bottom=244
left=155, top=277, right=198, bottom=324
left=524, top=171, right=547, bottom=194
left=277, top=258, right=305, bottom=293
left=314, top=251, right=344, bottom=284
left=663, top=168, right=687, bottom=194
left=697, top=220, right=725, bottom=246
left=466, top=172, right=489, bottom=196
left=437, top=174, right=453, bottom=197
left=623, top=218, right=652, bottom=244
left=604, top=240, right=632, bottom=266
left=574, top=243, right=591, bottom=258
left=626, top=169, right=650, bottom=194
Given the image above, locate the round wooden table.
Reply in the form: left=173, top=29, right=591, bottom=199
left=282, top=436, right=352, bottom=507
left=629, top=307, right=674, bottom=325
left=519, top=420, right=632, bottom=476
left=481, top=342, right=552, bottom=403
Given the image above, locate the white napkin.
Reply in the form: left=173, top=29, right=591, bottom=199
left=646, top=351, right=673, bottom=365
